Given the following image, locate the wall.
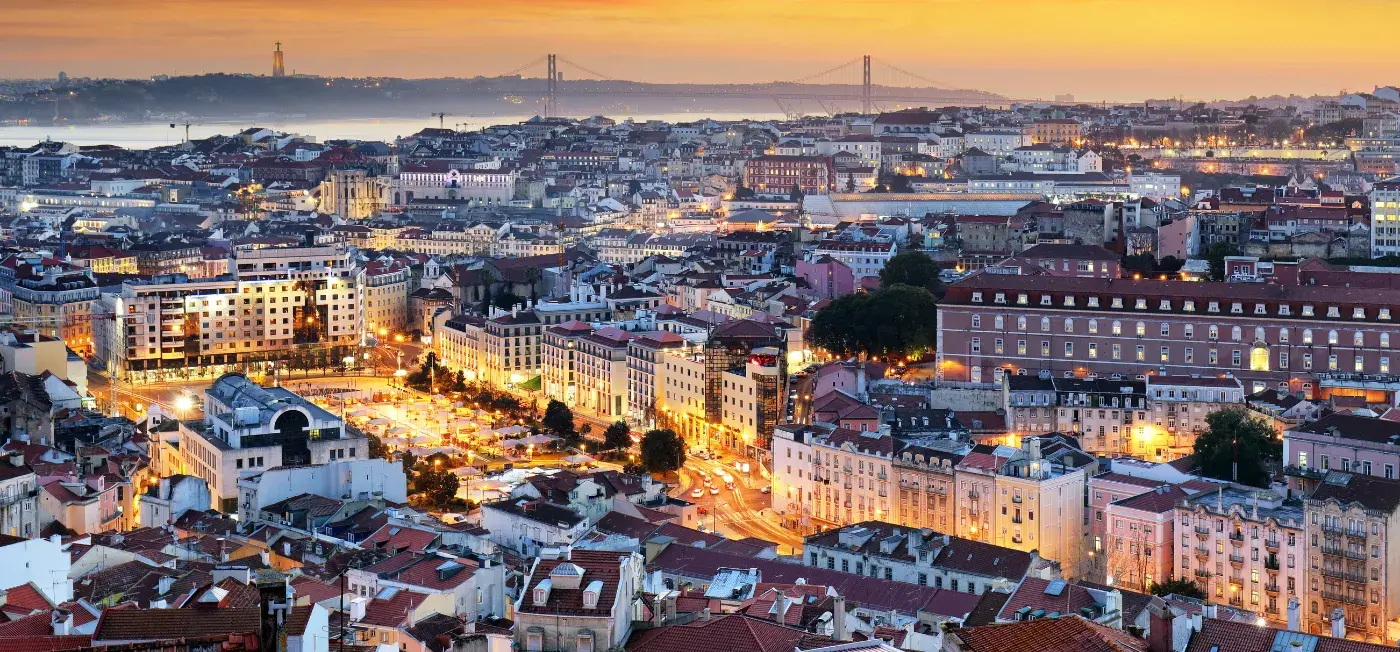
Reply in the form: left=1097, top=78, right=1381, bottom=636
left=927, top=386, right=1003, bottom=411
left=0, top=536, right=73, bottom=604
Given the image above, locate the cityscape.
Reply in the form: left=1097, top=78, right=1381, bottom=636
left=8, top=9, right=1400, bottom=652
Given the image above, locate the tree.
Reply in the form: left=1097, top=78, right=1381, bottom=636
left=1192, top=408, right=1281, bottom=487
left=603, top=420, right=632, bottom=451
left=789, top=183, right=804, bottom=202
left=732, top=180, right=755, bottom=200
left=418, top=468, right=461, bottom=508
left=807, top=285, right=939, bottom=359
left=542, top=400, right=577, bottom=439
left=401, top=451, right=417, bottom=478
left=640, top=429, right=685, bottom=474
left=878, top=251, right=942, bottom=293
left=628, top=179, right=643, bottom=195
left=1205, top=242, right=1237, bottom=281
left=492, top=291, right=526, bottom=311
left=1151, top=577, right=1205, bottom=600
left=367, top=433, right=389, bottom=461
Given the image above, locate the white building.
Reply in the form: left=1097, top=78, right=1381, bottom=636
left=481, top=496, right=590, bottom=556
left=810, top=240, right=897, bottom=279
left=0, top=534, right=72, bottom=604
left=0, top=453, right=40, bottom=539
left=138, top=474, right=211, bottom=528
left=1129, top=172, right=1183, bottom=201
left=235, top=459, right=407, bottom=523
left=1372, top=178, right=1400, bottom=258
left=965, top=130, right=1032, bottom=157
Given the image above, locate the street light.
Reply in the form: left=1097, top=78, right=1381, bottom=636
left=175, top=394, right=193, bottom=419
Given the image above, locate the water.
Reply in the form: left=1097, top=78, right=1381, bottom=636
left=0, top=112, right=786, bottom=148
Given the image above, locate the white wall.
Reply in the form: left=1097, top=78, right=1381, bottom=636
left=238, top=459, right=407, bottom=523
left=1, top=536, right=73, bottom=604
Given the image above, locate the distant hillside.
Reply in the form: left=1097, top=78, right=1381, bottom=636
left=0, top=73, right=1007, bottom=122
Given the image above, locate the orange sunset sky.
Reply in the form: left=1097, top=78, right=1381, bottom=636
left=2, top=0, right=1397, bottom=102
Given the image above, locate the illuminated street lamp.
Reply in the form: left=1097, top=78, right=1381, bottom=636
left=175, top=394, right=193, bottom=420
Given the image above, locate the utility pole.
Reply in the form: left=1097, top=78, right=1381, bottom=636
left=862, top=55, right=872, bottom=116
left=546, top=54, right=558, bottom=118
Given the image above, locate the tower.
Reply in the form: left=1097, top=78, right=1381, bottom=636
left=546, top=54, right=558, bottom=117
left=861, top=55, right=872, bottom=115
left=272, top=42, right=285, bottom=78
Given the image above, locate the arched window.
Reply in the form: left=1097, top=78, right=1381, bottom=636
left=1231, top=326, right=1242, bottom=341
left=1255, top=327, right=1266, bottom=341
left=1328, top=330, right=1339, bottom=345
left=1112, top=320, right=1122, bottom=335
left=1135, top=321, right=1145, bottom=336
left=1304, top=329, right=1313, bottom=345
left=1250, top=344, right=1270, bottom=371
left=1065, top=318, right=1075, bottom=333
left=1209, top=325, right=1219, bottom=340
left=1041, top=317, right=1050, bottom=332
left=1089, top=319, right=1099, bottom=334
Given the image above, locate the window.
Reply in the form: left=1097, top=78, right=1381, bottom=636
left=1303, top=353, right=1312, bottom=369
left=1065, top=318, right=1074, bottom=333
left=1209, top=349, right=1218, bottom=365
left=1161, top=323, right=1171, bottom=337
left=1209, top=325, right=1219, bottom=340
left=971, top=338, right=981, bottom=354
left=1383, top=357, right=1390, bottom=373
left=1232, top=350, right=1242, bottom=367
left=1018, top=340, right=1027, bottom=355
left=1328, top=330, right=1339, bottom=345
left=1303, top=329, right=1313, bottom=345
left=1185, top=324, right=1194, bottom=339
left=1280, top=328, right=1289, bottom=343
left=1280, top=352, right=1289, bottom=369
left=1041, top=317, right=1050, bottom=332
left=1089, top=343, right=1098, bottom=359
left=1089, top=319, right=1099, bottom=334
left=971, top=315, right=981, bottom=328
left=527, top=633, right=543, bottom=652
left=1065, top=342, right=1074, bottom=357
left=995, top=339, right=1004, bottom=354
left=1136, top=321, right=1145, bottom=336
left=1042, top=341, right=1050, bottom=357
left=1231, top=326, right=1242, bottom=341
left=1355, top=331, right=1365, bottom=347
left=1112, top=321, right=1123, bottom=335
left=1356, top=355, right=1365, bottom=372
left=1136, top=345, right=1145, bottom=361
left=577, top=634, right=594, bottom=652
left=1250, top=345, right=1270, bottom=371
left=1185, top=348, right=1194, bottom=363
left=1113, top=344, right=1122, bottom=360
left=995, top=315, right=1004, bottom=329
left=1161, top=346, right=1170, bottom=363
left=1329, top=354, right=1338, bottom=371
left=1018, top=316, right=1027, bottom=330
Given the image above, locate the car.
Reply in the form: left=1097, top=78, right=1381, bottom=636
left=710, top=486, right=720, bottom=495
left=697, top=470, right=708, bottom=479
left=697, top=506, right=708, bottom=515
left=691, top=488, right=704, bottom=498
left=759, top=486, right=771, bottom=494
left=726, top=482, right=736, bottom=490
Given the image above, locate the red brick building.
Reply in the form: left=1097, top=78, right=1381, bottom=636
left=743, top=155, right=836, bottom=196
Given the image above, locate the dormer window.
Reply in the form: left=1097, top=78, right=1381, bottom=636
left=1040, top=295, right=1052, bottom=306
left=1111, top=297, right=1123, bottom=309
left=1230, top=302, right=1243, bottom=314
left=994, top=293, right=1006, bottom=304
left=533, top=578, right=553, bottom=606
left=1382, top=308, right=1393, bottom=320
left=1327, top=306, right=1340, bottom=318
left=1088, top=297, right=1100, bottom=308
left=972, top=292, right=984, bottom=303
left=1354, top=307, right=1366, bottom=319
left=1017, top=294, right=1029, bottom=305
left=1279, top=305, right=1291, bottom=316
left=1159, top=300, right=1172, bottom=310
left=581, top=580, right=604, bottom=609
left=1255, top=304, right=1267, bottom=315
left=1135, top=298, right=1147, bottom=309
left=1064, top=296, right=1076, bottom=307
left=1184, top=300, right=1196, bottom=312
left=1208, top=302, right=1220, bottom=313
left=1302, top=305, right=1315, bottom=317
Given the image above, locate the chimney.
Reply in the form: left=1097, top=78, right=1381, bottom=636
left=213, top=565, right=252, bottom=586
left=50, top=609, right=73, bottom=636
left=49, top=534, right=62, bottom=547
left=1146, top=596, right=1172, bottom=652
left=1330, top=607, right=1346, bottom=639
left=907, top=529, right=923, bottom=557
left=1105, top=590, right=1124, bottom=628
left=6, top=450, right=21, bottom=468
left=652, top=594, right=667, bottom=627
left=157, top=575, right=175, bottom=595
left=702, top=607, right=711, bottom=621
left=664, top=592, right=677, bottom=622
left=1287, top=596, right=1300, bottom=631
left=774, top=591, right=790, bottom=623
left=349, top=597, right=367, bottom=622
left=832, top=594, right=849, bottom=641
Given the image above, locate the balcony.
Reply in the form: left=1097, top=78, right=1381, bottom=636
left=968, top=490, right=980, bottom=500
left=1346, top=528, right=1368, bottom=541
left=1011, top=516, right=1023, bottom=524
left=1265, top=584, right=1280, bottom=593
left=1264, top=539, right=1280, bottom=552
left=1264, top=557, right=1280, bottom=571
left=1229, top=576, right=1244, bottom=587
left=1011, top=536, right=1023, bottom=545
left=1321, top=523, right=1343, bottom=535
left=1229, top=554, right=1245, bottom=567
left=1228, top=531, right=1245, bottom=544
left=1012, top=495, right=1023, bottom=504
left=1194, top=547, right=1210, bottom=560
left=1194, top=568, right=1211, bottom=579
left=1228, top=596, right=1244, bottom=608
left=1195, top=526, right=1211, bottom=539
left=1321, top=591, right=1367, bottom=606
left=1321, top=544, right=1345, bottom=558
left=1321, top=568, right=1368, bottom=584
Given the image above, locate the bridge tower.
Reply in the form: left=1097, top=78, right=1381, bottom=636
left=861, top=55, right=871, bottom=115
left=546, top=54, right=558, bottom=117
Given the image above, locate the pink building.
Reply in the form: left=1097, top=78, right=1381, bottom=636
left=1088, top=471, right=1168, bottom=579
left=796, top=255, right=856, bottom=300
left=1285, top=413, right=1400, bottom=486
left=1104, top=484, right=1192, bottom=593
left=1157, top=215, right=1198, bottom=260
left=937, top=274, right=1400, bottom=399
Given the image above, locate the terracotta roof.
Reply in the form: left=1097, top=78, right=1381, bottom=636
left=0, top=635, right=92, bottom=652
left=625, top=613, right=835, bottom=652
left=520, top=550, right=625, bottom=616
left=1183, top=616, right=1399, bottom=652
left=1308, top=472, right=1400, bottom=513
left=1111, top=485, right=1195, bottom=514
left=360, top=589, right=427, bottom=628
left=1, top=583, right=53, bottom=611
left=93, top=607, right=261, bottom=642
left=364, top=524, right=438, bottom=553
left=949, top=615, right=1148, bottom=652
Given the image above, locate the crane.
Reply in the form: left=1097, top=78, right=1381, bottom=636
left=168, top=122, right=197, bottom=143
left=430, top=112, right=453, bottom=129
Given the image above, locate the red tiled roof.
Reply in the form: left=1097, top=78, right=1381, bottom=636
left=519, top=550, right=624, bottom=617
left=360, top=589, right=426, bottom=628
left=2, top=583, right=52, bottom=611
left=93, top=607, right=261, bottom=642
left=949, top=615, right=1148, bottom=652
left=364, top=525, right=438, bottom=553
left=625, top=613, right=835, bottom=652
left=0, top=635, right=92, bottom=652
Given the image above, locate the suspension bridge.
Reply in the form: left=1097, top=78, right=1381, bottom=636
left=492, top=54, right=1028, bottom=118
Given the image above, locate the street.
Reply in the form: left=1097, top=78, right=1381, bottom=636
left=670, top=453, right=803, bottom=553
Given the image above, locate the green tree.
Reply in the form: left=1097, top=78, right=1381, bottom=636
left=402, top=451, right=417, bottom=479
left=418, top=468, right=461, bottom=508
left=602, top=420, right=632, bottom=451
left=789, top=183, right=804, bottom=202
left=1151, top=577, right=1205, bottom=600
left=640, top=429, right=685, bottom=474
left=542, top=400, right=576, bottom=439
left=367, top=433, right=389, bottom=460
left=878, top=251, right=942, bottom=293
left=492, top=291, right=526, bottom=311
left=1205, top=242, right=1238, bottom=281
left=1192, top=408, right=1280, bottom=487
left=807, top=285, right=939, bottom=359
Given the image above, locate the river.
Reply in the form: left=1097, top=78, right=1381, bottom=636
left=0, top=112, right=787, bottom=148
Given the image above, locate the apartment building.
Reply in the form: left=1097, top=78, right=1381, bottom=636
left=436, top=314, right=485, bottom=381
left=1087, top=471, right=1175, bottom=581
left=810, top=240, right=897, bottom=279
left=482, top=309, right=543, bottom=388
left=0, top=254, right=100, bottom=356
left=364, top=259, right=410, bottom=339
left=1286, top=413, right=1400, bottom=482
left=0, top=457, right=40, bottom=538
left=1029, top=119, right=1081, bottom=145
left=803, top=521, right=1038, bottom=594
left=1174, top=485, right=1305, bottom=628
left=939, top=274, right=1400, bottom=400
left=653, top=345, right=708, bottom=443
left=1303, top=472, right=1400, bottom=643
left=1144, top=376, right=1245, bottom=458
left=1370, top=178, right=1400, bottom=258
left=893, top=442, right=966, bottom=534
left=572, top=327, right=635, bottom=421
left=720, top=347, right=784, bottom=456
left=94, top=247, right=365, bottom=381
left=393, top=162, right=516, bottom=205
left=625, top=330, right=690, bottom=426
left=742, top=155, right=836, bottom=195
left=1004, top=376, right=1148, bottom=458
left=804, top=426, right=896, bottom=527
left=542, top=321, right=596, bottom=410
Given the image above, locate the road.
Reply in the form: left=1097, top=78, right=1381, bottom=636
left=672, top=454, right=803, bottom=553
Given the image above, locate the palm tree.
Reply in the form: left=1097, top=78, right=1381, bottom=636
left=523, top=266, right=542, bottom=303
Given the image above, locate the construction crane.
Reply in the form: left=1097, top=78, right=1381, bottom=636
left=168, top=122, right=197, bottom=143
left=430, top=112, right=453, bottom=129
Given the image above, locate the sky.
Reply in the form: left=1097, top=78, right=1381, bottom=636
left=2, top=0, right=1397, bottom=102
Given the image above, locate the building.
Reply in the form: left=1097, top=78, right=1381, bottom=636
left=1302, top=471, right=1400, bottom=642
left=365, top=259, right=410, bottom=340
left=1029, top=119, right=1081, bottom=145
left=938, top=274, right=1400, bottom=399
left=393, top=162, right=517, bottom=206
left=0, top=254, right=99, bottom=357
left=1143, top=376, right=1245, bottom=458
left=720, top=347, right=784, bottom=458
left=1016, top=244, right=1121, bottom=279
left=742, top=155, right=836, bottom=196
left=319, top=168, right=385, bottom=219
left=482, top=497, right=589, bottom=556
left=1100, top=484, right=1188, bottom=594
left=94, top=247, right=366, bottom=382
left=514, top=548, right=644, bottom=652
left=892, top=442, right=966, bottom=534
left=0, top=453, right=40, bottom=538
left=1004, top=376, right=1148, bottom=458
left=803, top=521, right=1039, bottom=594
left=1371, top=178, right=1400, bottom=258
left=573, top=327, right=636, bottom=421
left=702, top=319, right=788, bottom=453
left=810, top=240, right=897, bottom=279
left=0, top=533, right=72, bottom=604
left=235, top=459, right=406, bottom=523
left=177, top=373, right=365, bottom=513
left=625, top=330, right=690, bottom=427
left=1285, top=413, right=1400, bottom=482
left=543, top=321, right=597, bottom=411
left=137, top=474, right=211, bottom=528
